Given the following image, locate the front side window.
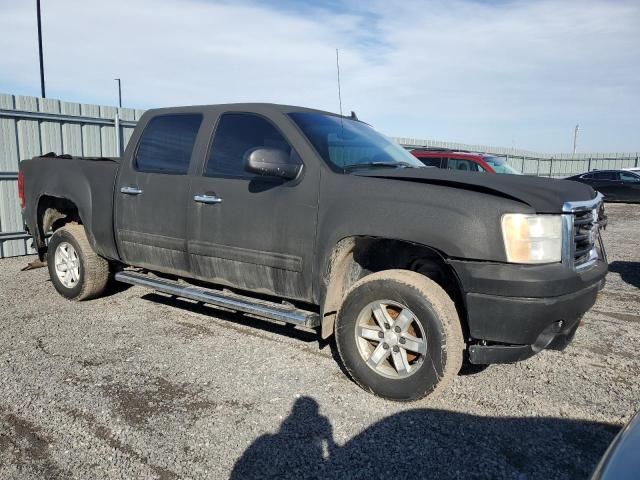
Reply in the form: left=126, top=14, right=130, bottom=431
left=620, top=172, right=640, bottom=182
left=418, top=157, right=443, bottom=168
left=482, top=156, right=521, bottom=175
left=206, top=113, right=295, bottom=177
left=289, top=112, right=423, bottom=171
left=135, top=114, right=202, bottom=174
left=446, top=158, right=480, bottom=172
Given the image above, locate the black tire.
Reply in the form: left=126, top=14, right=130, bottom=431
left=335, top=269, right=464, bottom=401
left=47, top=224, right=110, bottom=301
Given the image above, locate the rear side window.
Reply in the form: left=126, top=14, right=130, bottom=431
left=592, top=171, right=616, bottom=180
left=135, top=114, right=203, bottom=174
left=206, top=113, right=293, bottom=178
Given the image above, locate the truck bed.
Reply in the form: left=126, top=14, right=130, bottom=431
left=21, top=154, right=121, bottom=260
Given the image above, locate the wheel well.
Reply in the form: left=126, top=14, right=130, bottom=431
left=36, top=196, right=82, bottom=259
left=321, top=237, right=468, bottom=340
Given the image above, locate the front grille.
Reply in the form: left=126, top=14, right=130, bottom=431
left=563, top=194, right=605, bottom=269
left=573, top=209, right=598, bottom=266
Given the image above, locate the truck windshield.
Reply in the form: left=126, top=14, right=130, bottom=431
left=484, top=156, right=522, bottom=175
left=289, top=112, right=424, bottom=172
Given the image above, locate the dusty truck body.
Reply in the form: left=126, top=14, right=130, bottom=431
left=20, top=103, right=607, bottom=400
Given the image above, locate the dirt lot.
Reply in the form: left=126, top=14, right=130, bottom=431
left=0, top=203, right=638, bottom=479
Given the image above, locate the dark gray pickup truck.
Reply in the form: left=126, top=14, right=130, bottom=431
left=20, top=103, right=607, bottom=400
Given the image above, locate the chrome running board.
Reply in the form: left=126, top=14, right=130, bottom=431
left=115, top=271, right=320, bottom=328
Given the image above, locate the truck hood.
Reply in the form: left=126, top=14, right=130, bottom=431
left=353, top=168, right=596, bottom=213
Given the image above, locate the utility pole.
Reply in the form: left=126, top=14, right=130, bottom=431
left=114, top=78, right=122, bottom=108
left=335, top=49, right=343, bottom=118
left=572, top=124, right=579, bottom=154
left=36, top=0, right=46, bottom=98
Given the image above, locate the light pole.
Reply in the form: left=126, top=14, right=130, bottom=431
left=36, top=0, right=45, bottom=97
left=573, top=124, right=579, bottom=154
left=114, top=78, right=122, bottom=108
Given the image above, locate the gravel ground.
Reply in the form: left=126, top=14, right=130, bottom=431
left=0, top=203, right=638, bottom=480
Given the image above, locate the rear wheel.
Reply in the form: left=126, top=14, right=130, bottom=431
left=335, top=270, right=464, bottom=401
left=47, top=224, right=110, bottom=300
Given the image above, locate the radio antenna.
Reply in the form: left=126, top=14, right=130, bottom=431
left=336, top=48, right=343, bottom=118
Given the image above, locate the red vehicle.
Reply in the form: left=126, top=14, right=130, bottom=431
left=410, top=148, right=522, bottom=174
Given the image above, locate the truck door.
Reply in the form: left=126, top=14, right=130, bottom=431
left=186, top=112, right=319, bottom=302
left=114, top=113, right=204, bottom=274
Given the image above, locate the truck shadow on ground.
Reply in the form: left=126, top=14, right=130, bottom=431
left=140, top=292, right=491, bottom=382
left=230, top=397, right=618, bottom=480
left=102, top=278, right=133, bottom=297
left=141, top=292, right=360, bottom=383
left=140, top=292, right=320, bottom=344
left=607, top=261, right=640, bottom=288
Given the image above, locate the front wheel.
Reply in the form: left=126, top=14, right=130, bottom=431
left=335, top=270, right=464, bottom=401
left=47, top=224, right=110, bottom=301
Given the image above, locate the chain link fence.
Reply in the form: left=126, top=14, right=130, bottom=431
left=396, top=137, right=639, bottom=178
left=1, top=92, right=638, bottom=257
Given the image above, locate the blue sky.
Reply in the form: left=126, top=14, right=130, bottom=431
left=1, top=0, right=639, bottom=152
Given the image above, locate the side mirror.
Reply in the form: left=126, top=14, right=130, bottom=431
left=243, top=147, right=301, bottom=180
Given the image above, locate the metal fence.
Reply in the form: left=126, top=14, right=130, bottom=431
left=1, top=92, right=638, bottom=258
left=396, top=137, right=640, bottom=178
left=0, top=93, right=143, bottom=257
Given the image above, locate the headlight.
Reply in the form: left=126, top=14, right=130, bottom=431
left=501, top=214, right=562, bottom=264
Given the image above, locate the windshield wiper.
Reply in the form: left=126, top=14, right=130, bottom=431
left=344, top=161, right=416, bottom=171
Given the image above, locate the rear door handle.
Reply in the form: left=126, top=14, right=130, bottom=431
left=121, top=186, right=143, bottom=195
left=194, top=194, right=223, bottom=204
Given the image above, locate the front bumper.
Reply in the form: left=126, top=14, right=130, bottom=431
left=450, top=259, right=607, bottom=364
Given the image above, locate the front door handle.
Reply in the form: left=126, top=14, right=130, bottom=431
left=194, top=194, right=223, bottom=204
left=121, top=185, right=143, bottom=195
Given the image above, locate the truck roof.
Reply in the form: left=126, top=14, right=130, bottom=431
left=143, top=102, right=347, bottom=119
